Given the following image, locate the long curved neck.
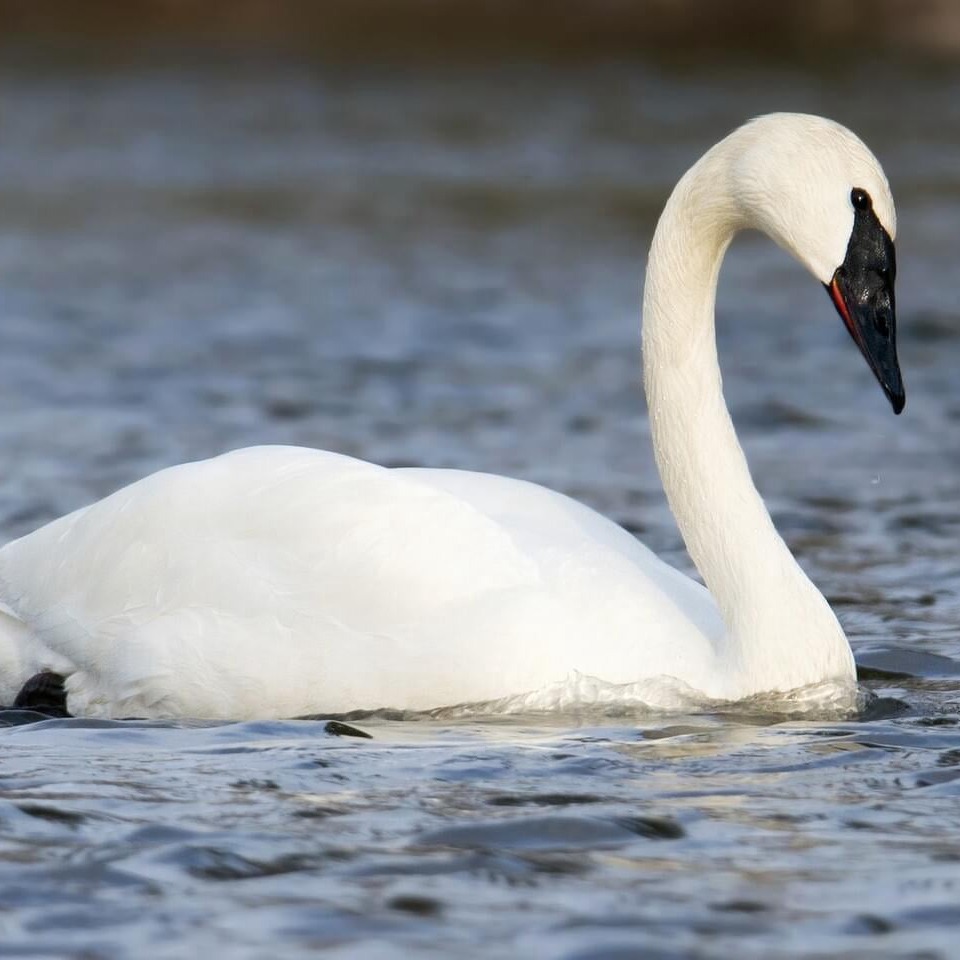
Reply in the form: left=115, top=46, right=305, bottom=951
left=641, top=143, right=852, bottom=691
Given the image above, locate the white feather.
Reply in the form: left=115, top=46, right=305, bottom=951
left=0, top=113, right=895, bottom=718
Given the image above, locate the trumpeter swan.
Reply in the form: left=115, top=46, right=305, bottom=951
left=0, top=113, right=903, bottom=719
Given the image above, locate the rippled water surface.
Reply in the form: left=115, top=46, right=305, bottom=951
left=1, top=58, right=960, bottom=957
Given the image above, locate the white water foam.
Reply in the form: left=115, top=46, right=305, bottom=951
left=425, top=671, right=864, bottom=721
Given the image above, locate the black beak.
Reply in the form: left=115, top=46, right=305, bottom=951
left=824, top=203, right=904, bottom=414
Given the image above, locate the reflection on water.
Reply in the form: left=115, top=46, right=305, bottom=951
left=0, top=57, right=959, bottom=956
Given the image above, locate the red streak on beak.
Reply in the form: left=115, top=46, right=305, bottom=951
left=828, top=276, right=864, bottom=351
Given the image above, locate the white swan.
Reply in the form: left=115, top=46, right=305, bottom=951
left=0, top=113, right=903, bottom=719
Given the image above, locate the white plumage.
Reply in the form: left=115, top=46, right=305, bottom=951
left=0, top=114, right=898, bottom=718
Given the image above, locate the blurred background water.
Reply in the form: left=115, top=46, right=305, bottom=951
left=0, top=2, right=960, bottom=957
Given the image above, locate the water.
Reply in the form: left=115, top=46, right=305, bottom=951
left=0, top=56, right=959, bottom=957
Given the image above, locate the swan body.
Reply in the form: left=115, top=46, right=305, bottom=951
left=0, top=113, right=903, bottom=718
left=0, top=447, right=722, bottom=716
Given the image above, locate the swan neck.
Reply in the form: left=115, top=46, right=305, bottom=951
left=641, top=144, right=851, bottom=688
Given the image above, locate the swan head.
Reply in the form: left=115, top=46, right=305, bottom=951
left=729, top=113, right=904, bottom=413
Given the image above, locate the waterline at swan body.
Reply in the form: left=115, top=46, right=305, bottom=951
left=0, top=113, right=903, bottom=719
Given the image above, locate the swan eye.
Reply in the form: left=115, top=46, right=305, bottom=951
left=851, top=188, right=872, bottom=212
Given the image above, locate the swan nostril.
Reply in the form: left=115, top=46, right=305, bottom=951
left=875, top=313, right=891, bottom=337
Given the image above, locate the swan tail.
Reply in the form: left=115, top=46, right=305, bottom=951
left=0, top=605, right=36, bottom=705
left=0, top=603, right=75, bottom=707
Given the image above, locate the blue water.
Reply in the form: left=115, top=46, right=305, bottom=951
left=0, top=58, right=959, bottom=957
